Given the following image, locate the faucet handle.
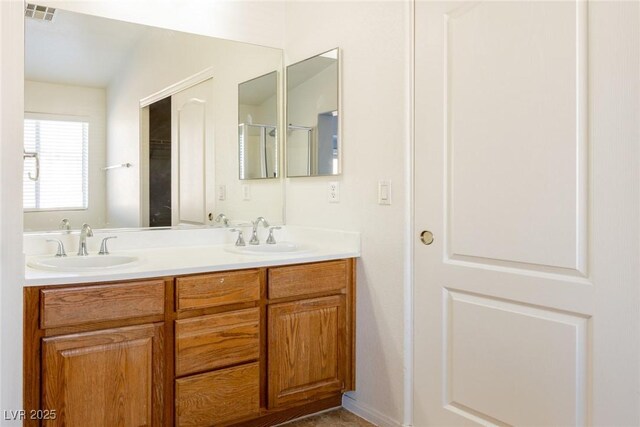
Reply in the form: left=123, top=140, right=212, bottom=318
left=229, top=229, right=246, bottom=247
left=266, top=226, right=282, bottom=245
left=98, top=236, right=117, bottom=255
left=46, top=239, right=67, bottom=257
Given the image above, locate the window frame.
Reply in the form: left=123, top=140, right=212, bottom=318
left=23, top=112, right=90, bottom=212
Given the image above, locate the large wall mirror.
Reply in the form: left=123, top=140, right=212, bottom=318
left=23, top=8, right=283, bottom=232
left=238, top=71, right=279, bottom=180
left=286, top=48, right=340, bottom=177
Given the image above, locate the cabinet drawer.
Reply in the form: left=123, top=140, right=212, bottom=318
left=175, top=307, right=260, bottom=377
left=176, top=362, right=260, bottom=426
left=176, top=269, right=261, bottom=311
left=268, top=260, right=348, bottom=299
left=40, top=280, right=165, bottom=329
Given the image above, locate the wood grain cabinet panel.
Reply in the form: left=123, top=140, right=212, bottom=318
left=41, top=323, right=164, bottom=427
left=175, top=307, right=260, bottom=377
left=268, top=295, right=346, bottom=409
left=176, top=269, right=260, bottom=311
left=268, top=260, right=347, bottom=299
left=176, top=362, right=260, bottom=426
left=40, top=280, right=165, bottom=328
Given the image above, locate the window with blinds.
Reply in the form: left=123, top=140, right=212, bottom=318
left=23, top=117, right=89, bottom=211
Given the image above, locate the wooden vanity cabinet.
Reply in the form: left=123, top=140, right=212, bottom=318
left=174, top=269, right=263, bottom=426
left=24, top=259, right=355, bottom=427
left=24, top=279, right=168, bottom=427
left=267, top=259, right=355, bottom=410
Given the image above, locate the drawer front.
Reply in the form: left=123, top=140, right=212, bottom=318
left=176, top=269, right=261, bottom=311
left=175, top=307, right=260, bottom=377
left=268, top=260, right=348, bottom=299
left=40, top=280, right=165, bottom=329
left=176, top=362, right=260, bottom=426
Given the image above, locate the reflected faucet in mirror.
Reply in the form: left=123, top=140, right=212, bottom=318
left=215, top=213, right=229, bottom=227
left=59, top=218, right=71, bottom=233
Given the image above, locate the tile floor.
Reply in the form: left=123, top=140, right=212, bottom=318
left=280, top=408, right=376, bottom=426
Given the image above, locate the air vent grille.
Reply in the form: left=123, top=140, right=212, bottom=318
left=25, top=4, right=56, bottom=21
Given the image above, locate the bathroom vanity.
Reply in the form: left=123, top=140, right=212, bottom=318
left=23, top=227, right=359, bottom=427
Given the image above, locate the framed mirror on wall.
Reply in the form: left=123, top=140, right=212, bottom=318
left=286, top=48, right=340, bottom=177
left=238, top=71, right=279, bottom=180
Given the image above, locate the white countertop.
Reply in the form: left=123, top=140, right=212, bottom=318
left=24, top=226, right=361, bottom=286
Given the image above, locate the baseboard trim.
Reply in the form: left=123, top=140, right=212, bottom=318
left=342, top=394, right=404, bottom=427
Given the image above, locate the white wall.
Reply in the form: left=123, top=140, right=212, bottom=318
left=0, top=1, right=24, bottom=424
left=106, top=30, right=283, bottom=227
left=284, top=2, right=410, bottom=425
left=35, top=0, right=286, bottom=49
left=24, top=81, right=107, bottom=231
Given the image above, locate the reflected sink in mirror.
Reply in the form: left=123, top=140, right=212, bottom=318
left=28, top=255, right=139, bottom=272
left=226, top=242, right=313, bottom=256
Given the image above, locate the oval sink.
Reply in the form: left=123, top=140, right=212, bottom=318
left=28, top=255, right=139, bottom=272
left=227, top=242, right=313, bottom=256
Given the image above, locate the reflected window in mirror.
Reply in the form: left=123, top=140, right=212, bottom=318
left=286, top=48, right=340, bottom=177
left=238, top=71, right=279, bottom=180
left=23, top=115, right=89, bottom=211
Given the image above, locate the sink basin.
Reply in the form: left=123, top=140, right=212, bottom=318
left=227, top=242, right=313, bottom=256
left=28, top=255, right=139, bottom=272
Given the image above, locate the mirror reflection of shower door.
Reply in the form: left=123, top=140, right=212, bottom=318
left=287, top=125, right=313, bottom=176
left=171, top=79, right=214, bottom=226
left=238, top=123, right=277, bottom=179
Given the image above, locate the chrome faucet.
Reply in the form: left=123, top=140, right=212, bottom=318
left=249, top=217, right=269, bottom=245
left=77, top=223, right=93, bottom=256
left=59, top=218, right=71, bottom=233
left=215, top=213, right=229, bottom=227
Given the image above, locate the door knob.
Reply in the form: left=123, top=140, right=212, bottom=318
left=420, top=230, right=434, bottom=245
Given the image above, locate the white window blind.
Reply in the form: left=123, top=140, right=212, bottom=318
left=23, top=117, right=89, bottom=211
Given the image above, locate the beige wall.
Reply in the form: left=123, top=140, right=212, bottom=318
left=24, top=81, right=107, bottom=231
left=284, top=2, right=410, bottom=425
left=0, top=1, right=24, bottom=422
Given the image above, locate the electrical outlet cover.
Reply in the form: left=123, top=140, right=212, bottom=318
left=328, top=181, right=340, bottom=203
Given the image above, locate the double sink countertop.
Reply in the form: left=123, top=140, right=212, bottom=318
left=24, top=225, right=361, bottom=286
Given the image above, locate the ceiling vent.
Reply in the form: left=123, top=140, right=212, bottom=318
left=25, top=4, right=56, bottom=22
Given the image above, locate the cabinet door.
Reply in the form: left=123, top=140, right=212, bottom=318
left=42, top=323, right=164, bottom=427
left=268, top=295, right=346, bottom=409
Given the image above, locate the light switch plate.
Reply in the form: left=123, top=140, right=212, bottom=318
left=328, top=181, right=340, bottom=203
left=218, top=185, right=226, bottom=201
left=242, top=184, right=251, bottom=201
left=378, top=180, right=391, bottom=205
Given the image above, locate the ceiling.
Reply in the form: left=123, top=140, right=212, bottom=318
left=25, top=9, right=149, bottom=87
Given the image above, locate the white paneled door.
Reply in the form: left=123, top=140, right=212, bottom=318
left=414, top=1, right=639, bottom=426
left=171, top=79, right=215, bottom=226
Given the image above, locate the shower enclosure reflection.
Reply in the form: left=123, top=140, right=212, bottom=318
left=238, top=71, right=279, bottom=180
left=286, top=48, right=340, bottom=177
